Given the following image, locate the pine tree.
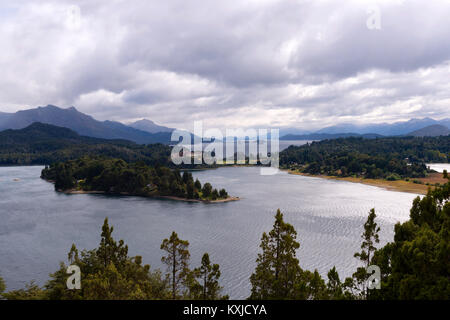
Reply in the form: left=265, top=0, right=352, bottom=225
left=186, top=181, right=195, bottom=199
left=194, top=179, right=202, bottom=190
left=96, top=218, right=128, bottom=270
left=349, top=208, right=380, bottom=299
left=0, top=275, right=5, bottom=296
left=202, top=183, right=212, bottom=198
left=161, top=231, right=190, bottom=299
left=193, top=253, right=226, bottom=300
left=326, top=266, right=345, bottom=299
left=250, top=209, right=301, bottom=299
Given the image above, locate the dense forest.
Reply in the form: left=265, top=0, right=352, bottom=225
left=280, top=136, right=450, bottom=179
left=0, top=122, right=173, bottom=166
left=40, top=157, right=229, bottom=201
left=1, top=174, right=448, bottom=300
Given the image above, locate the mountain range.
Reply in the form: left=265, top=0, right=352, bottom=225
left=0, top=105, right=173, bottom=144
left=407, top=124, right=450, bottom=137
left=314, top=118, right=450, bottom=136
left=0, top=105, right=448, bottom=143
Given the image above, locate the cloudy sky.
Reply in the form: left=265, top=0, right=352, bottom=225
left=0, top=0, right=450, bottom=131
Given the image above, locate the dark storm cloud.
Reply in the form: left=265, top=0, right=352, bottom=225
left=0, top=0, right=449, bottom=130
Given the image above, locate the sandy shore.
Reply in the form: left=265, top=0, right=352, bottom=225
left=284, top=169, right=437, bottom=195
left=58, top=188, right=239, bottom=203
left=155, top=195, right=240, bottom=203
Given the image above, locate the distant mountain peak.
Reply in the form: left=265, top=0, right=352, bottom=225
left=129, top=118, right=173, bottom=134
left=0, top=105, right=173, bottom=144
left=407, top=124, right=450, bottom=137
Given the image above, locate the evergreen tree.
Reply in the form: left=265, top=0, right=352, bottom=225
left=161, top=231, right=190, bottom=299
left=97, top=218, right=128, bottom=270
left=202, top=183, right=212, bottom=198
left=347, top=208, right=380, bottom=299
left=192, top=253, right=227, bottom=300
left=250, top=209, right=302, bottom=299
left=186, top=181, right=195, bottom=199
left=43, top=220, right=168, bottom=300
left=0, top=275, right=5, bottom=297
left=194, top=178, right=202, bottom=190
left=1, top=281, right=46, bottom=300
left=371, top=179, right=450, bottom=299
left=219, top=188, right=228, bottom=198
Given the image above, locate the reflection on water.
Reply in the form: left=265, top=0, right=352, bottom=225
left=0, top=166, right=419, bottom=298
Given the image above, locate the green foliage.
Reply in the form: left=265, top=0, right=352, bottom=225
left=41, top=218, right=170, bottom=300
left=249, top=209, right=333, bottom=299
left=41, top=157, right=229, bottom=200
left=371, top=178, right=450, bottom=299
left=0, top=275, right=5, bottom=296
left=344, top=209, right=381, bottom=299
left=202, top=183, right=212, bottom=198
left=1, top=281, right=46, bottom=300
left=194, top=178, right=202, bottom=190
left=188, top=253, right=228, bottom=300
left=0, top=123, right=174, bottom=166
left=281, top=136, right=449, bottom=179
left=161, top=232, right=190, bottom=299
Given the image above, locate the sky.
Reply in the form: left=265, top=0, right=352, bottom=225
left=0, top=0, right=450, bottom=131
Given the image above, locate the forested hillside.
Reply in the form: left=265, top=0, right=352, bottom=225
left=0, top=122, right=172, bottom=166
left=280, top=136, right=449, bottom=179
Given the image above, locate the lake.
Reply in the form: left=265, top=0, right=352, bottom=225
left=0, top=166, right=419, bottom=299
left=426, top=163, right=450, bottom=173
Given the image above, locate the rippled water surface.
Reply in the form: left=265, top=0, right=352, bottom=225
left=0, top=166, right=419, bottom=298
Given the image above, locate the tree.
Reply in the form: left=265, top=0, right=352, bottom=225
left=249, top=209, right=302, bottom=299
left=324, top=266, right=356, bottom=299
left=211, top=189, right=219, bottom=200
left=444, top=169, right=448, bottom=179
left=194, top=179, right=202, bottom=190
left=161, top=231, right=190, bottom=299
left=370, top=180, right=450, bottom=299
left=182, top=171, right=193, bottom=184
left=192, top=253, right=227, bottom=300
left=219, top=188, right=228, bottom=198
left=1, top=281, right=46, bottom=300
left=186, top=181, right=195, bottom=199
left=202, top=183, right=212, bottom=198
left=43, top=220, right=169, bottom=300
left=347, top=208, right=380, bottom=299
left=0, top=275, right=5, bottom=297
left=97, top=218, right=128, bottom=270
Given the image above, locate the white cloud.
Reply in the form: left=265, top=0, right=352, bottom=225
left=0, top=0, right=449, bottom=130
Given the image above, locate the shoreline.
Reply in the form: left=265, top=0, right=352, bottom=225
left=284, top=169, right=435, bottom=195
left=57, top=187, right=239, bottom=203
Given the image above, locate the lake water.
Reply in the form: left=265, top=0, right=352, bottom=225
left=426, top=163, right=450, bottom=173
left=279, top=140, right=313, bottom=150
left=0, top=166, right=419, bottom=299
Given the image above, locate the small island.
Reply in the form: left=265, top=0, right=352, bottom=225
left=41, top=157, right=238, bottom=203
